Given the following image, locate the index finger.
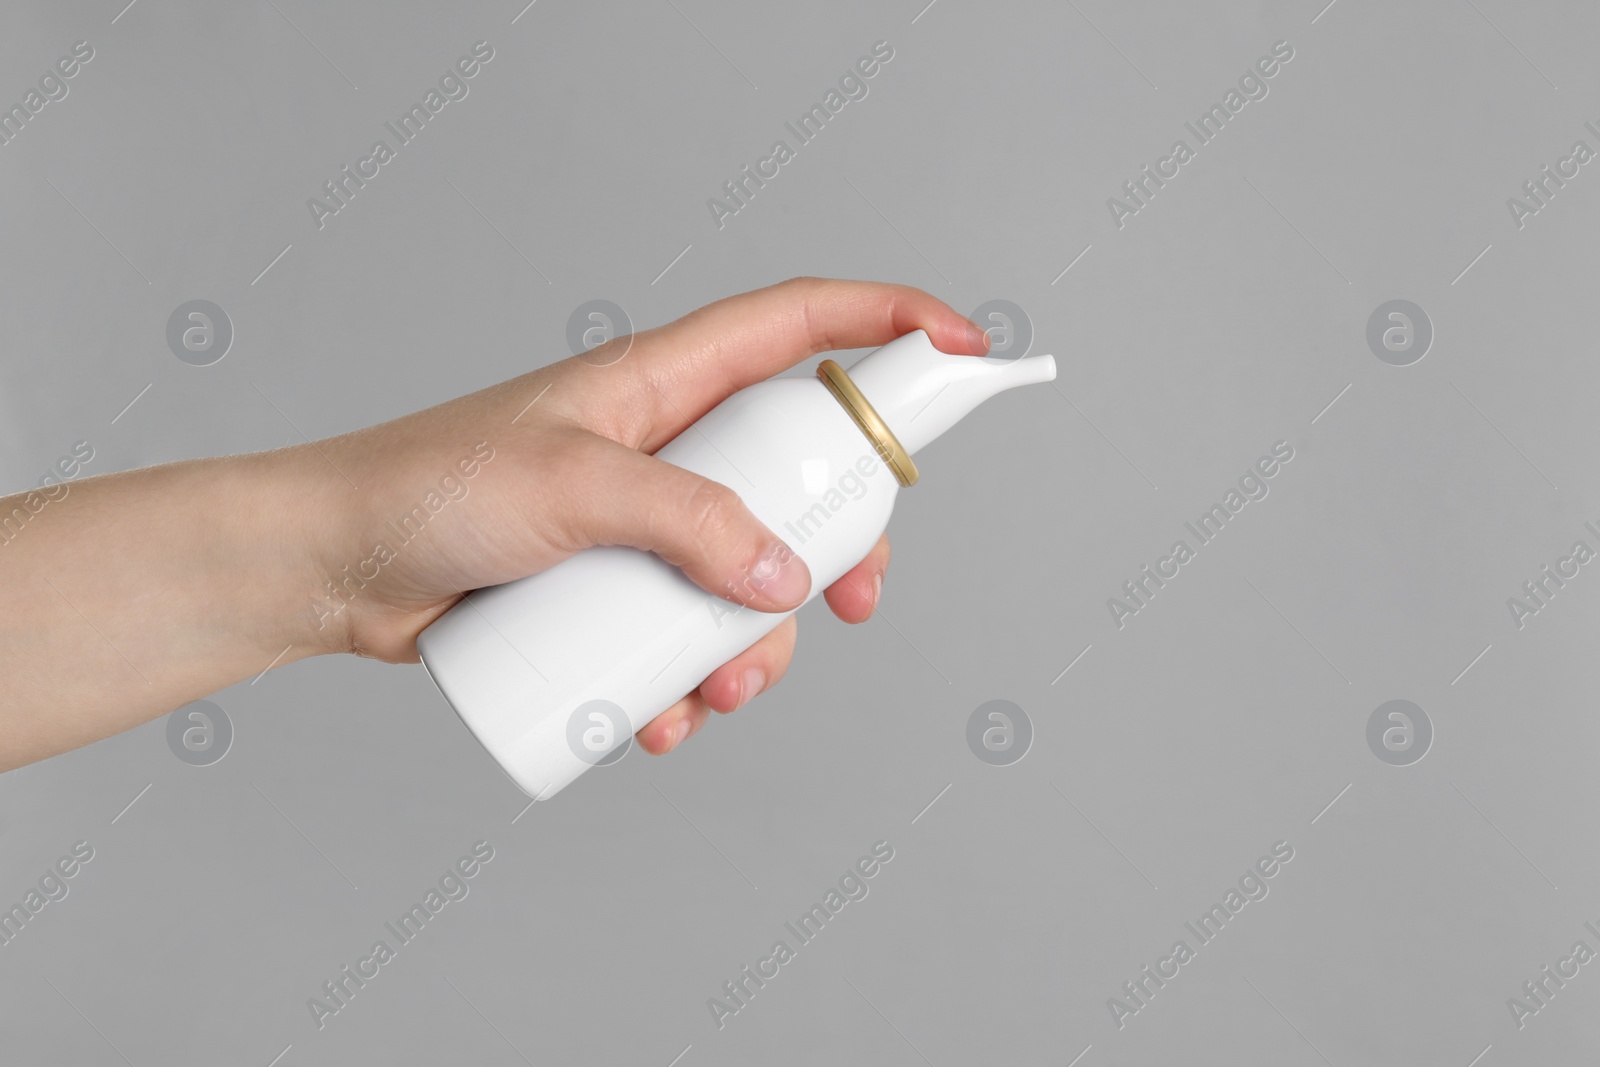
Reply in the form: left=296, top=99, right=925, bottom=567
left=627, top=277, right=991, bottom=451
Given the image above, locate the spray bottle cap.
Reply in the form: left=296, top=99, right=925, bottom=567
left=820, top=330, right=1055, bottom=484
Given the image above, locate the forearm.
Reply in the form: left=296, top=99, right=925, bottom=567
left=0, top=447, right=341, bottom=770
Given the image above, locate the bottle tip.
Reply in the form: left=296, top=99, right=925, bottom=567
left=847, top=332, right=1058, bottom=458
left=996, top=353, right=1055, bottom=387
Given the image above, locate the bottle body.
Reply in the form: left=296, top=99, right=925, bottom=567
left=417, top=375, right=899, bottom=800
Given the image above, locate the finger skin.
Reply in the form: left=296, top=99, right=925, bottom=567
left=540, top=432, right=811, bottom=612
left=823, top=533, right=890, bottom=624
left=638, top=529, right=889, bottom=755
left=699, top=613, right=799, bottom=714
left=636, top=691, right=708, bottom=755
left=638, top=616, right=799, bottom=754
left=602, top=277, right=993, bottom=452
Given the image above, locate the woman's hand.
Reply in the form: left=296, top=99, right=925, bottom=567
left=304, top=277, right=990, bottom=755
left=0, top=277, right=988, bottom=771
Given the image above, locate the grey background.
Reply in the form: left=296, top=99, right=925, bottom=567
left=2, top=0, right=1597, bottom=1063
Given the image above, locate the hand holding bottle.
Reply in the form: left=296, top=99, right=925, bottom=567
left=0, top=277, right=990, bottom=771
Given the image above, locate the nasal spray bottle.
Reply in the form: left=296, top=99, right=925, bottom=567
left=417, top=330, right=1056, bottom=800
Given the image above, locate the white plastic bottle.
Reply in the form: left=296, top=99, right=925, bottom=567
left=417, top=330, right=1055, bottom=800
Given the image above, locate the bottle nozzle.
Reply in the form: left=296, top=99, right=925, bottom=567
left=845, top=330, right=1056, bottom=457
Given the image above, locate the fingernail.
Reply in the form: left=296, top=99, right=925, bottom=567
left=748, top=541, right=811, bottom=607
left=966, top=321, right=991, bottom=353
left=670, top=718, right=690, bottom=750
left=872, top=571, right=883, bottom=608
left=739, top=667, right=765, bottom=709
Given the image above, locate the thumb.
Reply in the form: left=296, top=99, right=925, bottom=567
left=549, top=433, right=812, bottom=612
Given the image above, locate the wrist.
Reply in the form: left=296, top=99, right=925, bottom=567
left=248, top=445, right=363, bottom=661
left=281, top=430, right=496, bottom=663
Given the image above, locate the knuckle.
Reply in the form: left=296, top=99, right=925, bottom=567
left=685, top=479, right=745, bottom=548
